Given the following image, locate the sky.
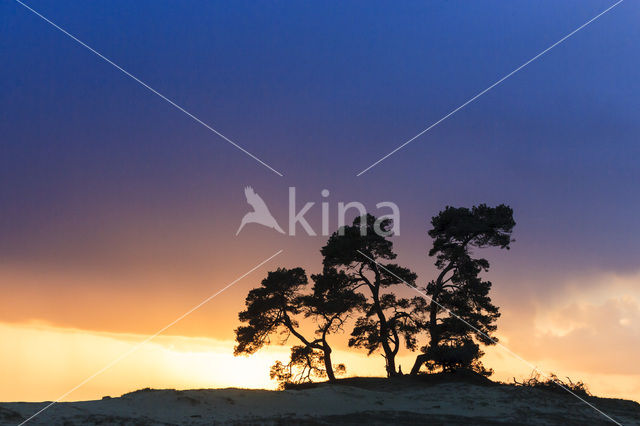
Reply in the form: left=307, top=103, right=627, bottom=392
left=1, top=0, right=639, bottom=404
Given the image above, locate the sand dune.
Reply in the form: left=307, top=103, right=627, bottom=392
left=2, top=377, right=639, bottom=425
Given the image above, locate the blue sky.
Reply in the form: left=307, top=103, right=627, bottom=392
left=2, top=0, right=639, bottom=271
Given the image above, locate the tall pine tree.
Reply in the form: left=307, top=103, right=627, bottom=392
left=410, top=204, right=515, bottom=376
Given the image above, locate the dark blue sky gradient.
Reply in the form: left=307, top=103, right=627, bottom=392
left=1, top=0, right=639, bottom=333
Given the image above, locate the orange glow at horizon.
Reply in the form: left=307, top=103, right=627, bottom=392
left=2, top=321, right=639, bottom=404
left=2, top=243, right=639, bottom=405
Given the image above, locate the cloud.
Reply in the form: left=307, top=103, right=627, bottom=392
left=495, top=270, right=640, bottom=377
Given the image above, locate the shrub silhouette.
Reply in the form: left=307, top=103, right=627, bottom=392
left=513, top=371, right=591, bottom=397
left=270, top=345, right=347, bottom=390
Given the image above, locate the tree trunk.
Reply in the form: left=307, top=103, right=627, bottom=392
left=384, top=345, right=397, bottom=377
left=373, top=297, right=398, bottom=377
left=360, top=266, right=400, bottom=377
left=428, top=299, right=440, bottom=348
left=410, top=307, right=440, bottom=376
left=410, top=353, right=427, bottom=376
left=411, top=269, right=449, bottom=376
left=322, top=345, right=336, bottom=381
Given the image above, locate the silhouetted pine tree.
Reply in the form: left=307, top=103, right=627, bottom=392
left=321, top=214, right=422, bottom=377
left=234, top=267, right=361, bottom=385
left=410, top=204, right=515, bottom=376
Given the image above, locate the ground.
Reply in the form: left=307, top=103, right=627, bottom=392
left=2, top=374, right=639, bottom=425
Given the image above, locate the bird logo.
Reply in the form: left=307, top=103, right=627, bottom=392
left=236, top=186, right=285, bottom=235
